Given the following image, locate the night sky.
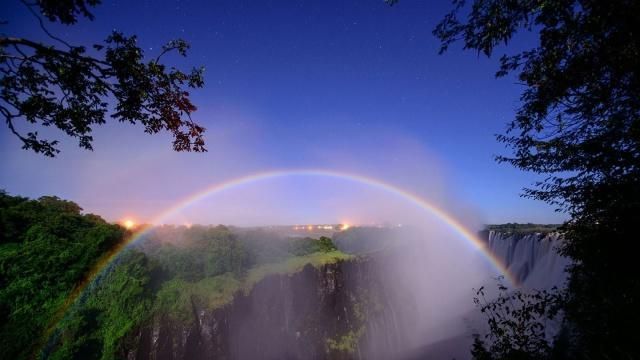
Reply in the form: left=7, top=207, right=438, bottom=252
left=0, top=0, right=563, bottom=225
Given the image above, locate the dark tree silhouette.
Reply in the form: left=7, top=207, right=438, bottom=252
left=470, top=279, right=565, bottom=360
left=431, top=0, right=640, bottom=359
left=0, top=0, right=206, bottom=156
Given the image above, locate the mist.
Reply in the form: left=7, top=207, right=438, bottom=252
left=134, top=152, right=501, bottom=358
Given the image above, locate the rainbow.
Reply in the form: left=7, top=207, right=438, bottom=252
left=46, top=169, right=514, bottom=345
left=141, top=169, right=510, bottom=274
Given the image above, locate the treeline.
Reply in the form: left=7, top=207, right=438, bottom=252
left=139, top=225, right=339, bottom=280
left=484, top=223, right=560, bottom=234
left=0, top=192, right=342, bottom=359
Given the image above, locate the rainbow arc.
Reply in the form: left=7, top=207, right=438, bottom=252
left=46, top=168, right=514, bottom=346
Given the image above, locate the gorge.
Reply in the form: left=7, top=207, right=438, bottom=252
left=0, top=193, right=569, bottom=360
left=125, top=228, right=569, bottom=360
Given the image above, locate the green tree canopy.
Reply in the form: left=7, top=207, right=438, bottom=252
left=1, top=0, right=206, bottom=156
left=0, top=191, right=126, bottom=359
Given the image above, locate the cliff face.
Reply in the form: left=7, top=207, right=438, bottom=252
left=127, top=258, right=417, bottom=360
left=125, top=231, right=570, bottom=360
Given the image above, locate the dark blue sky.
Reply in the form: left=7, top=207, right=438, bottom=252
left=1, top=0, right=564, bottom=225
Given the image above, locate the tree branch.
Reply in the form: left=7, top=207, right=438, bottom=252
left=20, top=0, right=74, bottom=49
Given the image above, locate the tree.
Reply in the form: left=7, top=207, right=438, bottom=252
left=48, top=249, right=157, bottom=360
left=470, top=279, right=563, bottom=360
left=432, top=0, right=640, bottom=358
left=1, top=0, right=206, bottom=156
left=0, top=192, right=126, bottom=359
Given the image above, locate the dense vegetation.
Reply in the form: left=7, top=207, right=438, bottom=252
left=431, top=0, right=640, bottom=358
left=0, top=192, right=348, bottom=359
left=0, top=191, right=125, bottom=359
left=49, top=250, right=157, bottom=360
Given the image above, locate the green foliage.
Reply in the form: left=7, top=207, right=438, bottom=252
left=142, top=227, right=341, bottom=284
left=0, top=1, right=205, bottom=156
left=433, top=1, right=640, bottom=358
left=49, top=250, right=156, bottom=360
left=0, top=191, right=125, bottom=360
left=243, top=250, right=352, bottom=292
left=288, top=236, right=337, bottom=256
left=154, top=275, right=241, bottom=324
left=0, top=191, right=353, bottom=359
left=153, top=248, right=352, bottom=324
left=145, top=229, right=349, bottom=324
left=144, top=225, right=250, bottom=281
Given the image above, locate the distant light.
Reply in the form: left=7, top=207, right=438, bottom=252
left=122, top=219, right=135, bottom=230
left=341, top=223, right=350, bottom=231
left=184, top=223, right=192, bottom=228
left=307, top=225, right=313, bottom=231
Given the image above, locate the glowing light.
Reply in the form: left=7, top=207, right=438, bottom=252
left=122, top=219, right=135, bottom=229
left=307, top=225, right=313, bottom=230
left=341, top=223, right=351, bottom=231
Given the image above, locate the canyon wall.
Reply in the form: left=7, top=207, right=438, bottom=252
left=127, top=258, right=418, bottom=360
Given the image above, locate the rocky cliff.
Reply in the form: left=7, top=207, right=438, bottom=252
left=125, top=231, right=571, bottom=360
left=127, top=258, right=417, bottom=360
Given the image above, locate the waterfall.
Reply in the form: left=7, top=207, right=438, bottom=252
left=486, top=230, right=571, bottom=290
